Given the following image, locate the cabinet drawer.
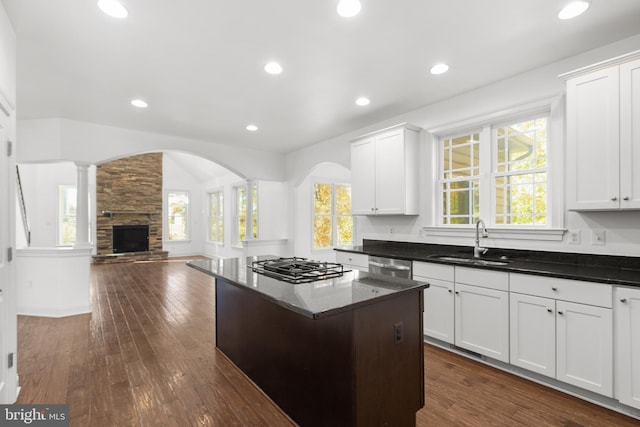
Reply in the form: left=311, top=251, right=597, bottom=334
left=335, top=251, right=369, bottom=269
left=413, top=261, right=454, bottom=281
left=455, top=267, right=509, bottom=292
left=510, top=273, right=612, bottom=308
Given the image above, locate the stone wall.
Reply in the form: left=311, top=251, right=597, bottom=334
left=95, top=153, right=164, bottom=256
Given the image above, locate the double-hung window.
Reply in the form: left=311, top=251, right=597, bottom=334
left=438, top=114, right=549, bottom=228
left=167, top=191, right=189, bottom=241
left=441, top=132, right=481, bottom=225
left=313, top=183, right=353, bottom=249
left=235, top=183, right=257, bottom=245
left=208, top=191, right=223, bottom=243
left=494, top=117, right=547, bottom=225
left=58, top=185, right=77, bottom=245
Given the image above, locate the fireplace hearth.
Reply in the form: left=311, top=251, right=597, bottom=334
left=113, top=225, right=149, bottom=253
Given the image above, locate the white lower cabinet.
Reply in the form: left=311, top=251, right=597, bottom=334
left=416, top=263, right=509, bottom=362
left=455, top=282, right=510, bottom=362
left=510, top=274, right=613, bottom=397
left=414, top=262, right=454, bottom=344
left=556, top=301, right=613, bottom=396
left=335, top=251, right=369, bottom=272
left=510, top=293, right=556, bottom=377
left=615, top=286, right=640, bottom=410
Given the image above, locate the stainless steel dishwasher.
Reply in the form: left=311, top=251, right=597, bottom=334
left=368, top=256, right=412, bottom=279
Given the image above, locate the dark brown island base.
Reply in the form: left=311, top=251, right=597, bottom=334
left=188, top=256, right=429, bottom=427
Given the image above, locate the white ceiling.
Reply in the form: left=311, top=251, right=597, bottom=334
left=4, top=0, right=640, bottom=154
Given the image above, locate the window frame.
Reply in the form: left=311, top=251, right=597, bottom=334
left=207, top=189, right=224, bottom=244
left=425, top=98, right=565, bottom=241
left=311, top=180, right=354, bottom=252
left=165, top=190, right=190, bottom=242
left=233, top=182, right=258, bottom=247
left=57, top=184, right=77, bottom=246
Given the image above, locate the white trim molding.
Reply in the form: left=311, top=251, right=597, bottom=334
left=423, top=226, right=566, bottom=242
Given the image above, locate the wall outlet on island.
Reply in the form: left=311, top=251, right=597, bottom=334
left=592, top=230, right=606, bottom=245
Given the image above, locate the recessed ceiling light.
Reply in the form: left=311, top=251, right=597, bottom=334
left=337, top=0, right=362, bottom=18
left=97, top=0, right=128, bottom=18
left=355, top=97, right=370, bottom=106
left=246, top=125, right=258, bottom=132
left=558, top=1, right=589, bottom=20
left=131, top=99, right=148, bottom=108
left=264, top=62, right=283, bottom=75
left=430, top=63, right=449, bottom=75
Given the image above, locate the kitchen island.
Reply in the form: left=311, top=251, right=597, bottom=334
left=188, top=256, right=429, bottom=427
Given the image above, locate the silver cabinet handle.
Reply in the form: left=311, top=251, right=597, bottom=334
left=558, top=311, right=564, bottom=315
left=612, top=196, right=618, bottom=201
left=621, top=298, right=628, bottom=303
left=455, top=291, right=459, bottom=295
left=547, top=308, right=553, bottom=313
left=368, top=261, right=386, bottom=268
left=368, top=261, right=410, bottom=271
left=623, top=196, right=630, bottom=201
left=552, top=287, right=558, bottom=291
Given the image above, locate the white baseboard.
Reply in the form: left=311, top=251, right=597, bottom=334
left=17, top=305, right=91, bottom=318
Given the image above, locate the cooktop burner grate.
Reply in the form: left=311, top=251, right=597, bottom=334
left=251, top=257, right=345, bottom=284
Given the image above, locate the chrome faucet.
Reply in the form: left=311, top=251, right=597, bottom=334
left=474, top=219, right=489, bottom=258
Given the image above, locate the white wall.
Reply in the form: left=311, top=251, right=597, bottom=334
left=285, top=34, right=640, bottom=257
left=17, top=118, right=286, bottom=181
left=16, top=162, right=77, bottom=247
left=162, top=153, right=206, bottom=257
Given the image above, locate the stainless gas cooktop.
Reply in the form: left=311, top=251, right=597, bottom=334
left=251, top=257, right=345, bottom=284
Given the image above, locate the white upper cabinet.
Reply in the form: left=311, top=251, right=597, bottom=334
left=620, top=58, right=640, bottom=209
left=564, top=52, right=640, bottom=210
left=350, top=123, right=421, bottom=215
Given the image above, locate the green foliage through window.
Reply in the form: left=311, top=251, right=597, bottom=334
left=209, top=191, right=223, bottom=243
left=313, top=183, right=353, bottom=249
left=439, top=115, right=549, bottom=227
left=168, top=191, right=189, bottom=240
left=236, top=184, right=257, bottom=245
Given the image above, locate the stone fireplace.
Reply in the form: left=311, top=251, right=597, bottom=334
left=93, top=152, right=167, bottom=263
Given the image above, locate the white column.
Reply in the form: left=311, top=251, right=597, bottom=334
left=74, top=162, right=92, bottom=249
left=245, top=179, right=255, bottom=241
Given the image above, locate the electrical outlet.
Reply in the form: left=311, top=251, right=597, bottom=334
left=569, top=230, right=581, bottom=244
left=394, top=322, right=403, bottom=344
left=592, top=230, right=606, bottom=245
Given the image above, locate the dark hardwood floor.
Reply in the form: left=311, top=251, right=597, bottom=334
left=16, top=258, right=640, bottom=426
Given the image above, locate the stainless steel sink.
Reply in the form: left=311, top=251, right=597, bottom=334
left=429, top=255, right=509, bottom=266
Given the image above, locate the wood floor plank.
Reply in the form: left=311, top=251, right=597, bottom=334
left=15, top=258, right=640, bottom=426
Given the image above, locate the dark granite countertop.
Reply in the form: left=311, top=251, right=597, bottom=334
left=336, top=240, right=640, bottom=288
left=187, top=256, right=429, bottom=320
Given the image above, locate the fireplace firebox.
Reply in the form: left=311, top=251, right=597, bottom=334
left=113, top=225, right=149, bottom=253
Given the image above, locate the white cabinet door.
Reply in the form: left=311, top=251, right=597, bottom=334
left=556, top=301, right=613, bottom=397
left=620, top=58, right=640, bottom=209
left=374, top=129, right=406, bottom=215
left=421, top=278, right=454, bottom=344
left=510, top=293, right=556, bottom=378
left=349, top=124, right=419, bottom=215
left=350, top=138, right=376, bottom=215
left=566, top=67, right=620, bottom=210
left=615, top=287, right=640, bottom=409
left=455, top=283, right=509, bottom=363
